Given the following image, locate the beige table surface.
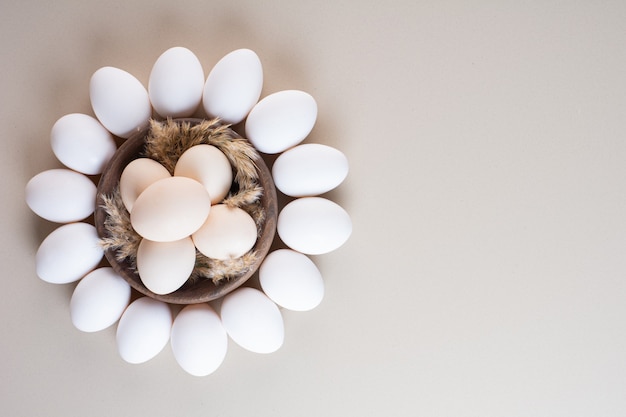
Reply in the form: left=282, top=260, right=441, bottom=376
left=2, top=1, right=625, bottom=416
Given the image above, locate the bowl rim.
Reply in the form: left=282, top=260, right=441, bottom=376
left=94, top=118, right=277, bottom=304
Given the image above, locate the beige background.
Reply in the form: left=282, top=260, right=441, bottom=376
left=2, top=1, right=626, bottom=416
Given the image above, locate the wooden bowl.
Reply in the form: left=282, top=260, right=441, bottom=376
left=94, top=119, right=277, bottom=304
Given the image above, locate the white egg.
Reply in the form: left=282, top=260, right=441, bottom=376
left=171, top=304, right=227, bottom=377
left=50, top=113, right=117, bottom=175
left=277, top=197, right=352, bottom=255
left=90, top=66, right=152, bottom=138
left=245, top=90, right=317, bottom=154
left=174, top=145, right=233, bottom=204
left=136, top=237, right=196, bottom=295
left=130, top=177, right=211, bottom=242
left=203, top=48, right=263, bottom=124
left=116, top=297, right=172, bottom=364
left=149, top=47, right=205, bottom=118
left=70, top=267, right=131, bottom=332
left=192, top=204, right=257, bottom=260
left=119, top=158, right=171, bottom=212
left=220, top=287, right=284, bottom=354
left=259, top=249, right=324, bottom=311
left=35, top=222, right=104, bottom=284
left=272, top=144, right=348, bottom=197
left=26, top=169, right=97, bottom=223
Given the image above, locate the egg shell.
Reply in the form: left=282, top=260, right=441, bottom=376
left=277, top=197, right=352, bottom=255
left=171, top=304, right=228, bottom=377
left=136, top=237, right=196, bottom=295
left=259, top=249, right=324, bottom=311
left=90, top=66, right=152, bottom=138
left=174, top=144, right=233, bottom=205
left=192, top=204, right=257, bottom=260
left=130, top=176, right=211, bottom=242
left=35, top=222, right=104, bottom=284
left=272, top=143, right=349, bottom=197
left=149, top=47, right=205, bottom=118
left=220, top=287, right=284, bottom=354
left=245, top=90, right=317, bottom=154
left=26, top=169, right=97, bottom=223
left=50, top=113, right=117, bottom=175
left=203, top=48, right=263, bottom=124
left=116, top=297, right=172, bottom=364
left=119, top=158, right=171, bottom=212
left=70, top=267, right=131, bottom=332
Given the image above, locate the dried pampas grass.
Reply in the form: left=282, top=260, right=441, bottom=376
left=99, top=190, right=141, bottom=263
left=99, top=118, right=265, bottom=284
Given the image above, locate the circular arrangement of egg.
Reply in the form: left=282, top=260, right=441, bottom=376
left=26, top=47, right=351, bottom=377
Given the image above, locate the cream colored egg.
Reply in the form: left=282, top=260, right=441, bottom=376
left=277, top=197, right=352, bottom=255
left=245, top=90, right=317, bottom=154
left=149, top=47, right=205, bottom=118
left=136, top=237, right=196, bottom=295
left=116, top=297, right=172, bottom=364
left=120, top=158, right=171, bottom=212
left=35, top=222, right=104, bottom=284
left=70, top=267, right=131, bottom=332
left=26, top=169, right=96, bottom=223
left=192, top=204, right=257, bottom=260
left=50, top=113, right=116, bottom=175
left=171, top=304, right=228, bottom=377
left=259, top=249, right=324, bottom=311
left=174, top=145, right=233, bottom=204
left=220, top=287, right=284, bottom=354
left=272, top=144, right=348, bottom=197
left=90, top=66, right=151, bottom=138
left=130, top=177, right=211, bottom=242
left=203, top=48, right=263, bottom=124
